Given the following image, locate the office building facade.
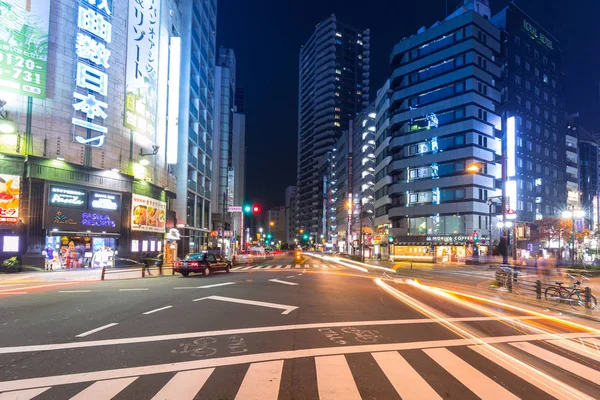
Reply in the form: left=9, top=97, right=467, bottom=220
left=173, top=0, right=217, bottom=256
left=296, top=15, right=370, bottom=240
left=232, top=88, right=246, bottom=242
left=284, top=186, right=297, bottom=245
left=386, top=0, right=502, bottom=262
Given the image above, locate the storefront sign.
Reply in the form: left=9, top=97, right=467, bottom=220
left=52, top=210, right=77, bottom=225
left=82, top=212, right=116, bottom=228
left=0, top=0, right=51, bottom=98
left=72, top=0, right=113, bottom=147
left=131, top=194, right=166, bottom=232
left=523, top=19, right=553, bottom=50
left=89, top=191, right=120, bottom=211
left=227, top=168, right=234, bottom=208
left=123, top=0, right=161, bottom=139
left=228, top=206, right=242, bottom=212
left=426, top=235, right=470, bottom=244
left=2, top=236, right=19, bottom=252
left=49, top=186, right=86, bottom=208
left=0, top=175, right=20, bottom=224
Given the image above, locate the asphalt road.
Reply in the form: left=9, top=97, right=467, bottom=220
left=1, top=255, right=600, bottom=399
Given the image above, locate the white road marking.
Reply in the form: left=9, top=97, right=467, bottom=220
left=235, top=360, right=283, bottom=400
left=315, top=355, right=361, bottom=400
left=294, top=265, right=301, bottom=268
left=285, top=265, right=292, bottom=269
left=1, top=292, right=27, bottom=295
left=286, top=275, right=295, bottom=278
left=268, top=278, right=299, bottom=286
left=193, top=295, right=298, bottom=315
left=546, top=339, right=600, bottom=362
left=372, top=351, right=441, bottom=400
left=0, top=333, right=597, bottom=392
left=424, top=347, right=519, bottom=400
left=510, top=341, right=600, bottom=383
left=58, top=290, right=91, bottom=293
left=75, top=323, right=119, bottom=338
left=70, top=377, right=137, bottom=399
left=119, top=288, right=148, bottom=292
left=273, top=265, right=282, bottom=269
left=0, top=316, right=553, bottom=355
left=143, top=306, right=173, bottom=315
left=174, top=282, right=236, bottom=290
left=263, top=266, right=274, bottom=269
left=469, top=345, right=594, bottom=400
left=321, top=265, right=328, bottom=268
left=232, top=267, right=243, bottom=270
left=0, top=387, right=50, bottom=400
left=0, top=283, right=81, bottom=293
left=241, top=266, right=254, bottom=270
left=151, top=368, right=214, bottom=400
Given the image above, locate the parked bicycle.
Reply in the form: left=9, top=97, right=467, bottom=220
left=544, top=274, right=597, bottom=310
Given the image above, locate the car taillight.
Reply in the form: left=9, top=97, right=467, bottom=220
left=189, top=262, right=199, bottom=267
left=174, top=262, right=181, bottom=267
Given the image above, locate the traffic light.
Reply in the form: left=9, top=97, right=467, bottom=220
left=388, top=235, right=394, bottom=243
left=302, top=233, right=309, bottom=241
left=243, top=204, right=252, bottom=214
left=473, top=231, right=479, bottom=242
left=252, top=205, right=261, bottom=214
left=265, top=233, right=272, bottom=240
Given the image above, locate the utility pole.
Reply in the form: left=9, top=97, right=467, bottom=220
left=222, top=192, right=227, bottom=256
left=501, top=113, right=509, bottom=264
left=359, top=200, right=364, bottom=263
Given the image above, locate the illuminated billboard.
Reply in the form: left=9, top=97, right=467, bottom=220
left=0, top=0, right=51, bottom=98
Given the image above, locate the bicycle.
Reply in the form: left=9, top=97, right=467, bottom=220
left=544, top=274, right=597, bottom=310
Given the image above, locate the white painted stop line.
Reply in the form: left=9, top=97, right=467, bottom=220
left=269, top=279, right=298, bottom=286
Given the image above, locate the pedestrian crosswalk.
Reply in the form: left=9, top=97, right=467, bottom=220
left=2, top=337, right=599, bottom=399
left=232, top=264, right=343, bottom=271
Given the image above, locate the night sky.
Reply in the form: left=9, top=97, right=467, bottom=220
left=216, top=0, right=600, bottom=210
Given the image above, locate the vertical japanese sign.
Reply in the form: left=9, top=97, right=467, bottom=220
left=227, top=167, right=234, bottom=208
left=71, top=0, right=113, bottom=148
left=124, top=0, right=161, bottom=138
left=0, top=0, right=50, bottom=98
left=0, top=175, right=20, bottom=224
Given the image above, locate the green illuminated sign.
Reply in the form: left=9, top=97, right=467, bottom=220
left=0, top=0, right=51, bottom=98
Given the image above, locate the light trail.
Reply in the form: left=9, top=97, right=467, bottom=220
left=374, top=278, right=596, bottom=400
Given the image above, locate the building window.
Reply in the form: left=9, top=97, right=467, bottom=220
left=516, top=95, right=522, bottom=105
left=526, top=140, right=533, bottom=150
left=552, top=150, right=557, bottom=159
left=455, top=28, right=464, bottom=40
left=527, top=182, right=533, bottom=191
left=477, top=82, right=487, bottom=95
left=515, top=55, right=521, bottom=64
left=544, top=166, right=550, bottom=176
left=543, top=74, right=549, bottom=83
left=409, top=73, right=418, bottom=83
left=515, top=75, right=521, bottom=85
left=517, top=200, right=524, bottom=211
left=551, top=97, right=557, bottom=106
left=454, top=108, right=465, bottom=119
left=551, top=62, right=556, bottom=72
left=544, top=129, right=550, bottom=138
left=478, top=30, right=487, bottom=44
left=478, top=135, right=488, bottom=147
left=525, top=81, right=531, bottom=91
left=526, top=161, right=533, bottom=171
left=525, top=100, right=531, bottom=110
left=536, top=144, right=541, bottom=153
left=527, top=202, right=533, bottom=212
left=543, top=56, right=548, bottom=65
left=534, top=49, right=540, bottom=59
left=535, top=105, right=540, bottom=115
left=455, top=81, right=465, bottom=92
left=525, top=62, right=530, bottom=71
left=515, top=36, right=521, bottom=45
left=535, top=125, right=541, bottom=134
left=552, top=115, right=557, bottom=123
left=517, top=158, right=523, bottom=168
left=543, top=92, right=549, bottom=101
left=534, top=68, right=539, bottom=77
left=525, top=43, right=531, bottom=53
left=477, top=56, right=487, bottom=69
left=526, top=120, right=532, bottom=130
left=544, top=111, right=549, bottom=120
left=517, top=137, right=523, bottom=147
left=551, top=79, right=556, bottom=88
left=536, top=164, right=542, bottom=173
left=535, top=86, right=540, bottom=96
left=477, top=108, right=488, bottom=121
left=552, top=133, right=557, bottom=141
left=544, top=148, right=549, bottom=157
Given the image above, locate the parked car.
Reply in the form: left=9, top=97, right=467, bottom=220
left=173, top=252, right=231, bottom=277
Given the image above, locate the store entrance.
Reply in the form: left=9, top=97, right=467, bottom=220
left=45, top=234, right=117, bottom=269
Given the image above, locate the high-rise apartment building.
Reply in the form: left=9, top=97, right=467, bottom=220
left=386, top=0, right=502, bottom=261
left=232, top=88, right=246, bottom=241
left=296, top=15, right=370, bottom=239
left=285, top=186, right=297, bottom=245
left=174, top=0, right=217, bottom=256
left=267, top=207, right=286, bottom=244
left=491, top=3, right=566, bottom=223
left=211, top=48, right=236, bottom=250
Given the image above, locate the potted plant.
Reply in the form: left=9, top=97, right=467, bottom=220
left=1, top=256, right=21, bottom=273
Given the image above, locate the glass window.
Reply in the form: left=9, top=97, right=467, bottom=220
left=525, top=81, right=531, bottom=91
left=515, top=36, right=521, bottom=45
left=444, top=216, right=462, bottom=234
left=525, top=62, right=530, bottom=71
left=515, top=75, right=521, bottom=85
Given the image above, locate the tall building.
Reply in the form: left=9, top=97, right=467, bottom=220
left=325, top=129, right=351, bottom=252
left=267, top=206, right=286, bottom=244
left=174, top=0, right=218, bottom=256
left=296, top=15, right=370, bottom=240
left=491, top=3, right=566, bottom=222
left=211, top=48, right=236, bottom=252
left=386, top=0, right=502, bottom=262
left=284, top=186, right=297, bottom=245
left=232, top=88, right=246, bottom=241
left=373, top=80, right=393, bottom=258
left=0, top=0, right=184, bottom=267
left=565, top=114, right=580, bottom=210
left=351, top=105, right=376, bottom=256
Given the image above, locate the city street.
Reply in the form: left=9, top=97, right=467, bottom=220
left=1, top=255, right=600, bottom=399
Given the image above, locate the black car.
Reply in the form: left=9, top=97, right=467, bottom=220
left=173, top=252, right=231, bottom=277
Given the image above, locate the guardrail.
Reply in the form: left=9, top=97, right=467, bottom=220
left=495, top=267, right=595, bottom=310
left=101, top=264, right=173, bottom=280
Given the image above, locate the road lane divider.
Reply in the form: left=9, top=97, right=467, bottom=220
left=119, top=288, right=149, bottom=292
left=268, top=279, right=298, bottom=286
left=75, top=323, right=119, bottom=338
left=174, top=282, right=236, bottom=290
left=193, top=295, right=298, bottom=315
left=59, top=290, right=91, bottom=293
left=143, top=306, right=173, bottom=315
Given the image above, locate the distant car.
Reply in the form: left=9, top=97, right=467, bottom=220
left=173, top=252, right=231, bottom=277
left=113, top=258, right=145, bottom=268
left=294, top=250, right=303, bottom=263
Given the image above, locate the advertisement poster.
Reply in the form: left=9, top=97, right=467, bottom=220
left=0, top=174, right=20, bottom=224
left=0, top=0, right=50, bottom=98
left=131, top=194, right=166, bottom=232
left=123, top=0, right=161, bottom=137
left=227, top=167, right=234, bottom=208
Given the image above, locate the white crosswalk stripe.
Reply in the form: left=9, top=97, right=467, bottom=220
left=2, top=339, right=600, bottom=399
left=232, top=267, right=243, bottom=271
left=274, top=265, right=282, bottom=269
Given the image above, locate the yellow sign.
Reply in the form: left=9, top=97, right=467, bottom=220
left=0, top=175, right=20, bottom=224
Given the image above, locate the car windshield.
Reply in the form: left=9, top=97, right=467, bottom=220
left=184, top=253, right=205, bottom=260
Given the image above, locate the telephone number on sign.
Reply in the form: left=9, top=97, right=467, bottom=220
left=0, top=51, right=44, bottom=70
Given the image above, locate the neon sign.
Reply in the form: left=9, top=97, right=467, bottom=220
left=72, top=0, right=113, bottom=148
left=523, top=20, right=553, bottom=50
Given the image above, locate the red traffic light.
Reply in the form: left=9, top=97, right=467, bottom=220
left=252, top=205, right=261, bottom=214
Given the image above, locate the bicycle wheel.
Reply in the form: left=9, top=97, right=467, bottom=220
left=568, top=293, right=584, bottom=309
left=544, top=287, right=562, bottom=305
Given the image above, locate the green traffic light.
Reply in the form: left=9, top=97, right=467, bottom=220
left=302, top=234, right=309, bottom=240
left=243, top=205, right=252, bottom=214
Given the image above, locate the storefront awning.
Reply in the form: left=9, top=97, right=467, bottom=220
left=46, top=230, right=120, bottom=237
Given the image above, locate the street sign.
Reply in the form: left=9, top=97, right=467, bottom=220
left=228, top=206, right=242, bottom=212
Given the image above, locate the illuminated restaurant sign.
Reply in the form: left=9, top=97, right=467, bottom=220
left=89, top=191, right=120, bottom=211
left=49, top=186, right=86, bottom=207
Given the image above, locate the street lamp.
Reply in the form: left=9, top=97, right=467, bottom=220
left=562, top=208, right=585, bottom=264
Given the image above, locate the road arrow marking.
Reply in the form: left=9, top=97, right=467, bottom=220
left=193, top=295, right=298, bottom=315
left=269, top=278, right=298, bottom=286
left=143, top=306, right=173, bottom=315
